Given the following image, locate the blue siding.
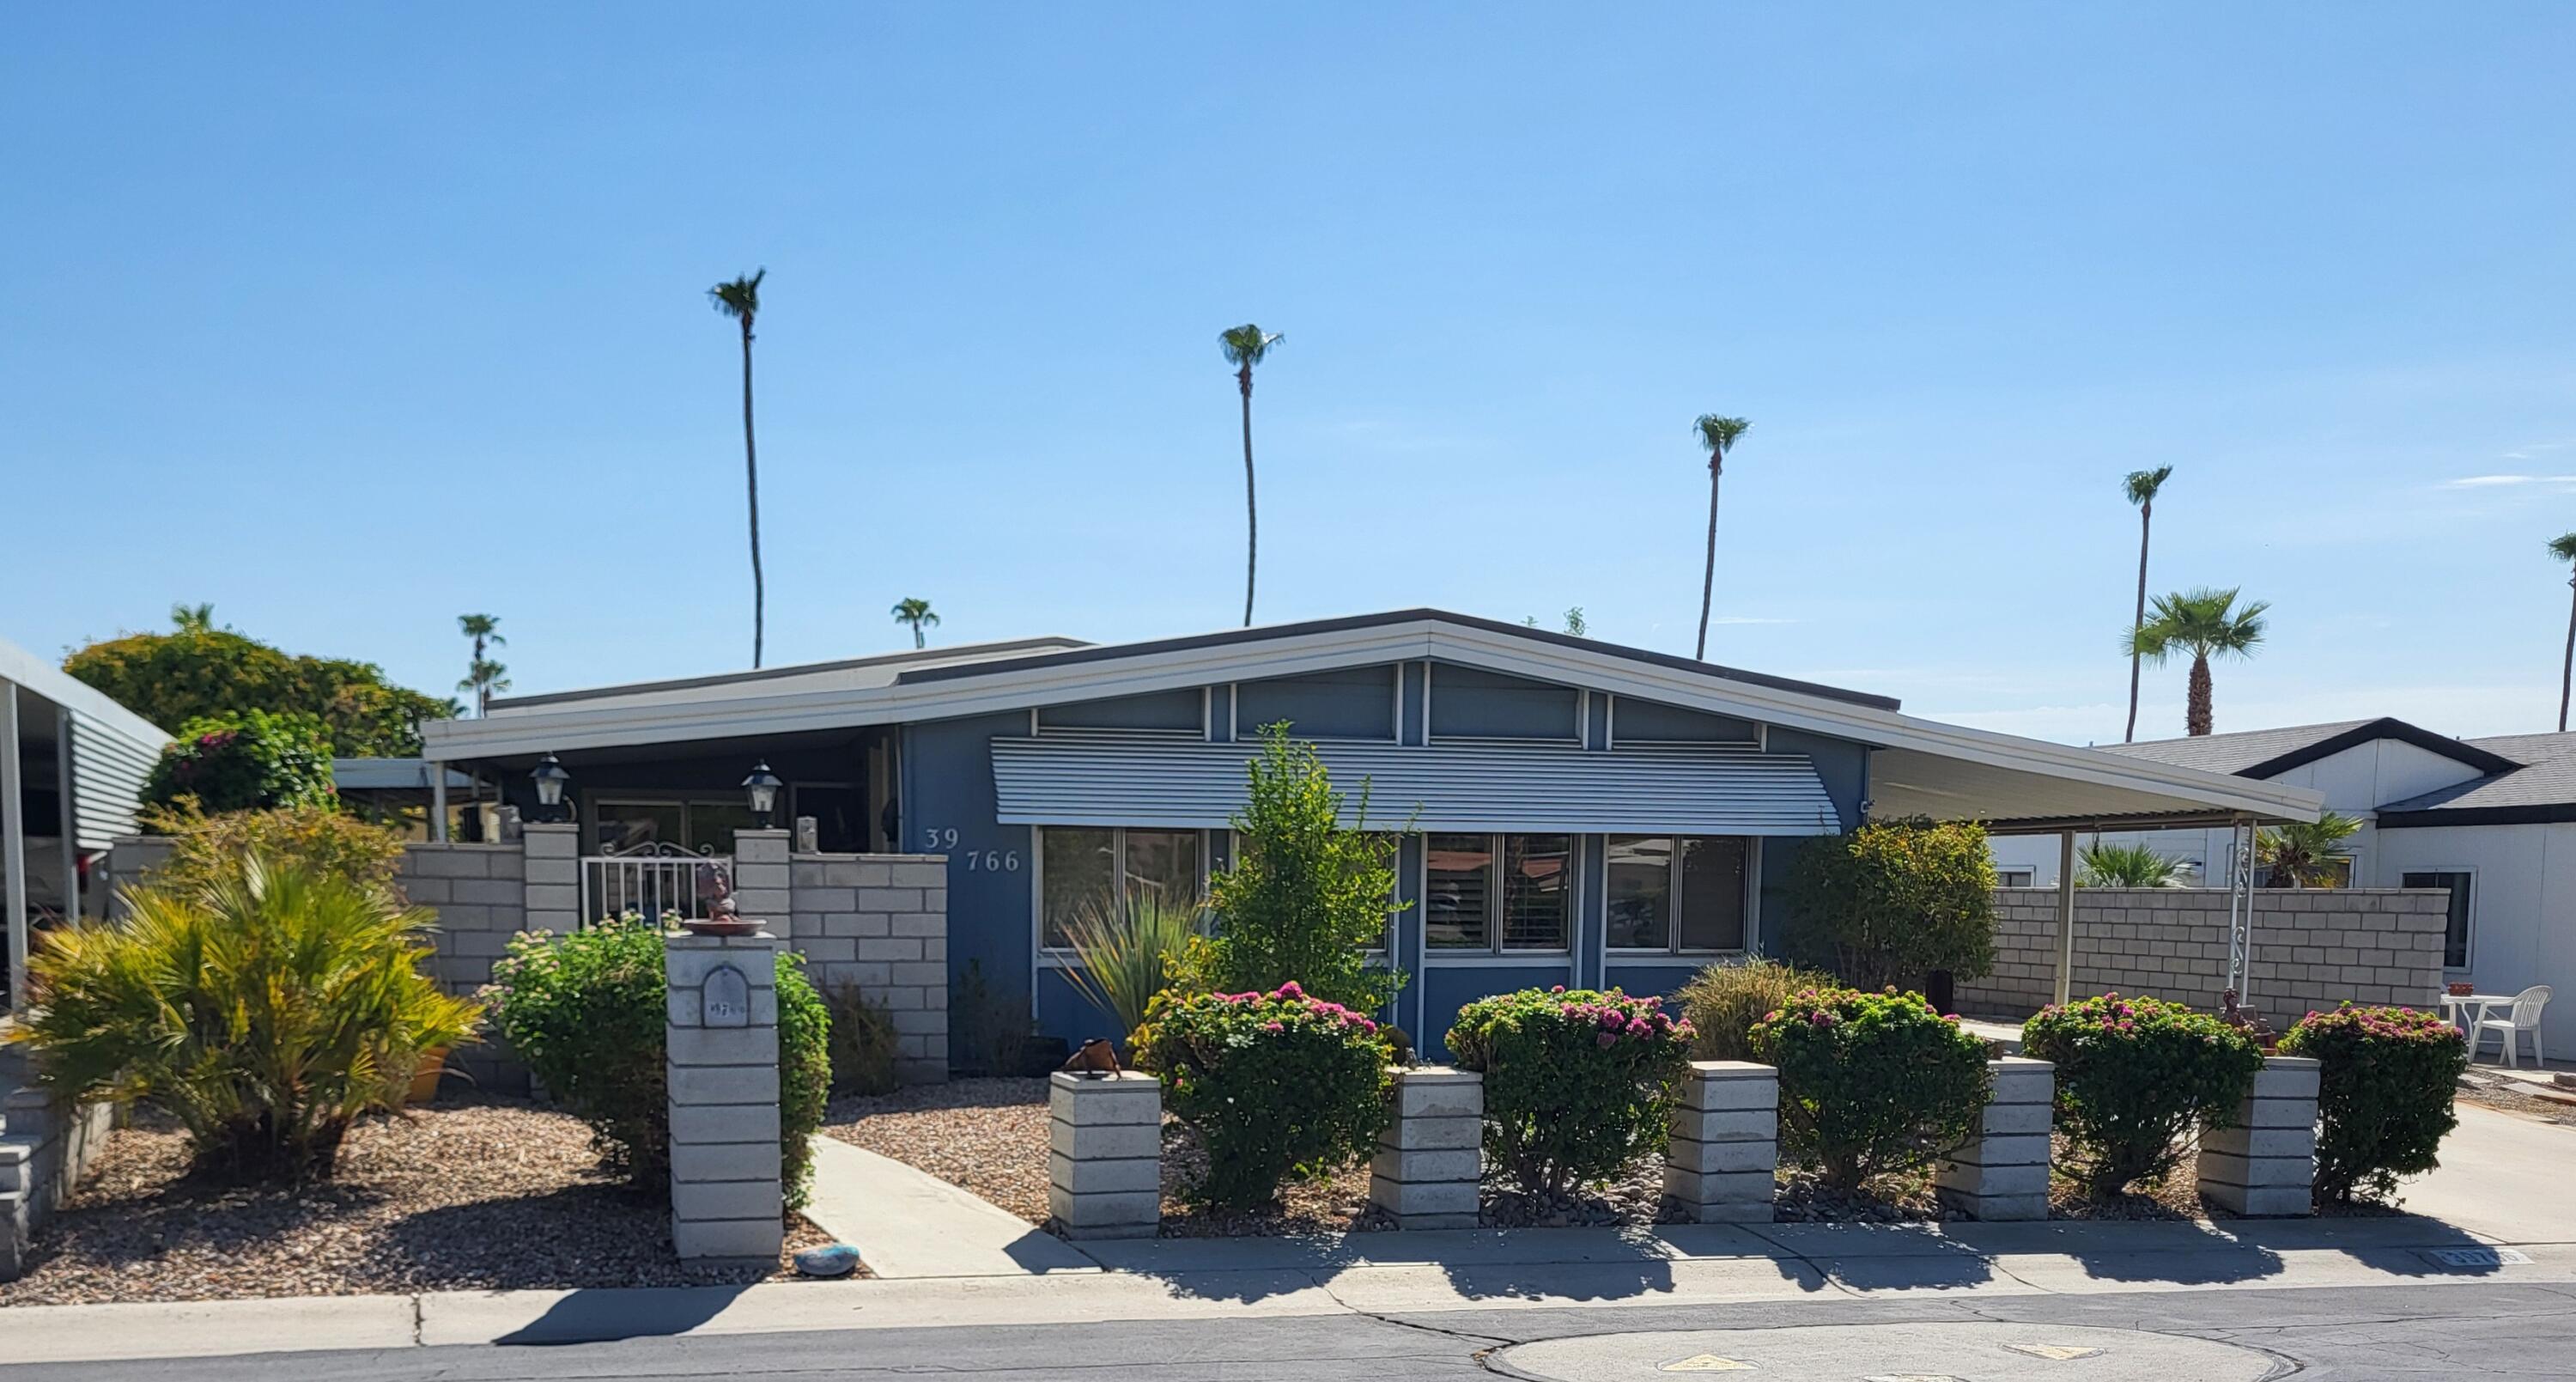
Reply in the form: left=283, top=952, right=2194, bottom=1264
left=1611, top=697, right=1758, bottom=744
left=902, top=711, right=1038, bottom=1019
left=1428, top=663, right=1580, bottom=740
left=1235, top=666, right=1398, bottom=740
left=1602, top=962, right=1705, bottom=1005
left=1400, top=663, right=1428, bottom=746
left=1038, top=689, right=1202, bottom=733
left=1754, top=728, right=1868, bottom=949
left=1416, top=961, right=1571, bottom=1060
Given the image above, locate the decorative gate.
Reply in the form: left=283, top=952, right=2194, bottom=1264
left=580, top=842, right=730, bottom=926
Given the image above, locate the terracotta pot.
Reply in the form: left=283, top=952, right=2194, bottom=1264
left=2448, top=982, right=2476, bottom=997
left=406, top=1047, right=450, bottom=1105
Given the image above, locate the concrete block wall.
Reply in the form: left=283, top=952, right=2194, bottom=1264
left=1048, top=1071, right=1161, bottom=1239
left=1934, top=1056, right=2052, bottom=1220
left=1370, top=1066, right=1482, bottom=1228
left=665, top=931, right=787, bottom=1264
left=787, top=851, right=950, bottom=1083
left=2197, top=1056, right=2319, bottom=1217
left=397, top=842, right=529, bottom=995
left=1664, top=1061, right=1778, bottom=1223
left=0, top=1087, right=114, bottom=1282
left=1958, top=888, right=2450, bottom=1021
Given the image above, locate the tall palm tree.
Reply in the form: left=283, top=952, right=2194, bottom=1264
left=1692, top=415, right=1750, bottom=660
left=2121, top=466, right=2174, bottom=743
left=890, top=598, right=940, bottom=649
left=2553, top=532, right=2576, bottom=732
left=1218, top=325, right=1282, bottom=627
left=2124, top=587, right=2269, bottom=736
left=708, top=269, right=769, bottom=667
left=169, top=603, right=215, bottom=633
left=455, top=614, right=508, bottom=716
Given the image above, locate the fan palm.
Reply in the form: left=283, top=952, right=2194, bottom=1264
left=170, top=603, right=216, bottom=633
left=890, top=597, right=940, bottom=649
left=2076, top=841, right=2189, bottom=888
left=455, top=613, right=508, bottom=716
left=2123, top=587, right=2268, bottom=736
left=708, top=269, right=769, bottom=667
left=1218, top=325, right=1282, bottom=627
left=2255, top=812, right=2363, bottom=889
left=2553, top=532, right=2576, bottom=732
left=2121, top=466, right=2173, bottom=743
left=1693, top=416, right=1750, bottom=660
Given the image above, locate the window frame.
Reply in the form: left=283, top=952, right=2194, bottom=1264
left=1034, top=825, right=1210, bottom=959
left=1602, top=834, right=1759, bottom=958
left=2400, top=868, right=2476, bottom=971
left=1420, top=831, right=1576, bottom=956
left=1994, top=867, right=2038, bottom=889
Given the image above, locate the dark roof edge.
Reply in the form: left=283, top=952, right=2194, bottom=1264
left=2236, top=717, right=2524, bottom=780
left=2379, top=803, right=2576, bottom=829
left=891, top=608, right=1904, bottom=712
left=489, top=637, right=1093, bottom=710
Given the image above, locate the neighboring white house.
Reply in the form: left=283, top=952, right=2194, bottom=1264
left=1994, top=718, right=2576, bottom=1055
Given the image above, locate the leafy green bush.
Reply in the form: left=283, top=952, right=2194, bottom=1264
left=12, top=851, right=481, bottom=1181
left=1753, top=986, right=1990, bottom=1189
left=2281, top=1003, right=2469, bottom=1204
left=483, top=915, right=834, bottom=1208
left=141, top=801, right=407, bottom=894
left=825, top=980, right=902, bottom=1096
left=144, top=709, right=338, bottom=814
left=65, top=619, right=455, bottom=758
left=1446, top=987, right=1694, bottom=1195
left=1141, top=982, right=1393, bottom=1210
left=1677, top=959, right=1834, bottom=1062
left=2024, top=992, right=2264, bottom=1196
left=1782, top=818, right=1996, bottom=989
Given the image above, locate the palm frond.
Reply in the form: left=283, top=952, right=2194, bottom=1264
left=1694, top=414, right=1750, bottom=460
left=2123, top=466, right=2173, bottom=506
left=708, top=268, right=767, bottom=320
left=1218, top=324, right=1280, bottom=367
left=2550, top=532, right=2576, bottom=564
left=2076, top=840, right=2188, bottom=887
left=2132, top=586, right=2267, bottom=660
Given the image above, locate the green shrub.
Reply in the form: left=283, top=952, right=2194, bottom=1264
left=2281, top=1003, right=2469, bottom=1204
left=10, top=851, right=481, bottom=1182
left=65, top=618, right=455, bottom=758
left=825, top=980, right=902, bottom=1096
left=143, top=709, right=338, bottom=814
left=1141, top=982, right=1393, bottom=1210
left=1753, top=985, right=1990, bottom=1190
left=1676, top=959, right=1834, bottom=1062
left=1782, top=818, right=1996, bottom=989
left=2024, top=991, right=2264, bottom=1196
left=1446, top=987, right=1694, bottom=1195
left=483, top=915, right=834, bottom=1208
left=141, top=801, right=407, bottom=895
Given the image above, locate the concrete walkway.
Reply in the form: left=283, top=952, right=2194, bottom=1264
left=800, top=1135, right=1096, bottom=1277
left=2397, top=1103, right=2576, bottom=1243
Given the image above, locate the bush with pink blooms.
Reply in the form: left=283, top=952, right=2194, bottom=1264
left=1139, top=982, right=1394, bottom=1209
left=1446, top=987, right=1696, bottom=1196
left=2281, top=1002, right=2468, bottom=1205
left=2023, top=991, right=2263, bottom=1196
left=1753, top=986, right=1990, bottom=1190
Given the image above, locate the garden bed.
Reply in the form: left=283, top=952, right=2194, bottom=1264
left=0, top=1094, right=830, bottom=1306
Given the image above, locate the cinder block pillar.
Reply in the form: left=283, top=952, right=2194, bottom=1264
left=1048, top=1071, right=1161, bottom=1239
left=522, top=823, right=581, bottom=932
left=1665, top=1061, right=1777, bottom=1224
left=1935, top=1056, right=2053, bottom=1220
left=731, top=829, right=792, bottom=941
left=2197, top=1055, right=2318, bottom=1217
left=1370, top=1066, right=1482, bottom=1229
left=665, top=930, right=786, bottom=1264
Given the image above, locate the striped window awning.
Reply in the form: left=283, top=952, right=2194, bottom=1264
left=989, top=735, right=1844, bottom=836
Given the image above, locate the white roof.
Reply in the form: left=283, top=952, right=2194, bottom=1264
left=482, top=637, right=1090, bottom=719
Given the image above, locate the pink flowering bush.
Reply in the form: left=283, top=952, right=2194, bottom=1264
left=1446, top=987, right=1695, bottom=1196
left=2024, top=991, right=2263, bottom=1196
left=1139, top=982, right=1394, bottom=1209
left=1753, top=986, right=1990, bottom=1189
left=2281, top=1003, right=2469, bottom=1204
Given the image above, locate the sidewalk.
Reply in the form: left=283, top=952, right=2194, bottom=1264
left=3, top=1214, right=2563, bottom=1367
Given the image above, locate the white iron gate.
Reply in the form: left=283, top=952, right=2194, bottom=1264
left=580, top=843, right=731, bottom=926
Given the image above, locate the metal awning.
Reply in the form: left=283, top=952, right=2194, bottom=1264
left=990, top=735, right=1844, bottom=836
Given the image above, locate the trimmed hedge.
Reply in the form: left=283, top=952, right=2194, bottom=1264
left=2024, top=991, right=2263, bottom=1196
left=2281, top=1003, right=2469, bottom=1204
left=1446, top=987, right=1695, bottom=1196
left=1141, top=982, right=1394, bottom=1209
left=1752, top=986, right=1990, bottom=1190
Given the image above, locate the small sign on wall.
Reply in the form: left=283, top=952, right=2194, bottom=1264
left=702, top=965, right=751, bottom=1028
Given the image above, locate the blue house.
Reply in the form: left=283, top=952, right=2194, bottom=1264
left=417, top=610, right=2317, bottom=1054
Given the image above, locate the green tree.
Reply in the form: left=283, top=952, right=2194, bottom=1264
left=456, top=613, right=508, bottom=716
left=2123, top=587, right=2268, bottom=737
left=1782, top=818, right=1997, bottom=991
left=143, top=709, right=338, bottom=814
left=1692, top=415, right=1750, bottom=660
left=64, top=623, right=453, bottom=756
left=2121, top=466, right=2173, bottom=743
left=708, top=268, right=769, bottom=668
left=2552, top=532, right=2576, bottom=732
left=1219, top=325, right=1282, bottom=627
left=890, top=597, right=940, bottom=648
left=2256, top=811, right=2364, bottom=888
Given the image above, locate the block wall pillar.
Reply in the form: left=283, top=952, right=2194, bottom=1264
left=665, top=930, right=786, bottom=1264
left=1370, top=1066, right=1482, bottom=1229
left=1665, top=1061, right=1777, bottom=1223
left=1048, top=1071, right=1160, bottom=1239
left=2197, top=1055, right=2318, bottom=1217
left=1935, top=1056, right=2053, bottom=1220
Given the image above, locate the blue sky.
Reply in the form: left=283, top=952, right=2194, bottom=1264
left=7, top=3, right=2573, bottom=744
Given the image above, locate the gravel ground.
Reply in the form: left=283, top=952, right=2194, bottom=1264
left=2457, top=1068, right=2576, bottom=1126
left=1481, top=1156, right=1686, bottom=1228
left=2045, top=1135, right=2214, bottom=1220
left=1771, top=1165, right=1953, bottom=1222
left=0, top=1096, right=831, bottom=1306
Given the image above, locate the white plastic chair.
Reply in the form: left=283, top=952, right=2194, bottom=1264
left=2472, top=985, right=2551, bottom=1068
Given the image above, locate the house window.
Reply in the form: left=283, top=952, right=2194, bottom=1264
left=1425, top=833, right=1571, bottom=952
left=592, top=796, right=756, bottom=855
left=2402, top=870, right=2475, bottom=969
left=1994, top=867, right=2037, bottom=889
left=1040, top=826, right=1203, bottom=948
left=1607, top=835, right=1750, bottom=953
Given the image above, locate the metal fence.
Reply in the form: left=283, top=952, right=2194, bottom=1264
left=580, top=843, right=731, bottom=926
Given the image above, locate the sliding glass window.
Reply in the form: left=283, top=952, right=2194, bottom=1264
left=1425, top=832, right=1571, bottom=953
left=1606, top=835, right=1750, bottom=953
left=1040, top=826, right=1203, bottom=948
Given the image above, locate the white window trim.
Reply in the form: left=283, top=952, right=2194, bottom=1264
left=1420, top=831, right=1577, bottom=959
left=2400, top=865, right=2477, bottom=972
left=1602, top=833, right=1759, bottom=959
left=1996, top=867, right=2038, bottom=888
left=1032, top=825, right=1212, bottom=970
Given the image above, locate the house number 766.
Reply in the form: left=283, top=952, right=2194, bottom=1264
left=922, top=829, right=1018, bottom=873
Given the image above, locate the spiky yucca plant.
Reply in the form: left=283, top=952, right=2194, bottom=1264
left=1060, top=885, right=1208, bottom=1055
left=9, top=852, right=481, bottom=1182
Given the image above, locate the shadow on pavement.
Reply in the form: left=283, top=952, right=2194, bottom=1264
left=492, top=1282, right=757, bottom=1345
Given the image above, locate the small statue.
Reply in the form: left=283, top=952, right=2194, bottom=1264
left=2221, top=989, right=2275, bottom=1046
left=683, top=861, right=757, bottom=935
left=1060, top=1038, right=1121, bottom=1077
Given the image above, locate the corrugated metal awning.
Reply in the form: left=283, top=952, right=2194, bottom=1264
left=989, top=734, right=1844, bottom=835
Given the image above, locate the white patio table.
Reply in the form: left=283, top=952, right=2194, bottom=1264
left=2439, top=992, right=2515, bottom=1036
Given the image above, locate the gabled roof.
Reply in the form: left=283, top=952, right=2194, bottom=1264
left=2378, top=730, right=2576, bottom=826
left=2102, top=717, right=2522, bottom=781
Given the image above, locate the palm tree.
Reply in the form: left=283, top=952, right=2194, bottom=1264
left=169, top=603, right=215, bottom=634
left=2553, top=532, right=2576, bottom=732
left=2121, top=466, right=2174, bottom=743
left=890, top=598, right=940, bottom=649
left=2255, top=811, right=2363, bottom=889
left=1218, top=325, right=1282, bottom=627
left=708, top=269, right=769, bottom=668
left=455, top=614, right=507, bottom=716
left=2124, top=587, right=2269, bottom=736
left=1692, top=415, right=1751, bottom=660
left=2076, top=840, right=2189, bottom=888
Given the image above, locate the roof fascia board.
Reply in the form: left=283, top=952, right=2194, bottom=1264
left=2377, top=804, right=2576, bottom=828
left=2238, top=718, right=2523, bottom=781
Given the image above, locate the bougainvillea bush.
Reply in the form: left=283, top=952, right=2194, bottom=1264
left=1446, top=987, right=1695, bottom=1196
left=2023, top=991, right=2263, bottom=1196
left=1752, top=986, right=1990, bottom=1190
left=2281, top=1003, right=2469, bottom=1204
left=143, top=709, right=337, bottom=814
left=1139, top=983, right=1394, bottom=1209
